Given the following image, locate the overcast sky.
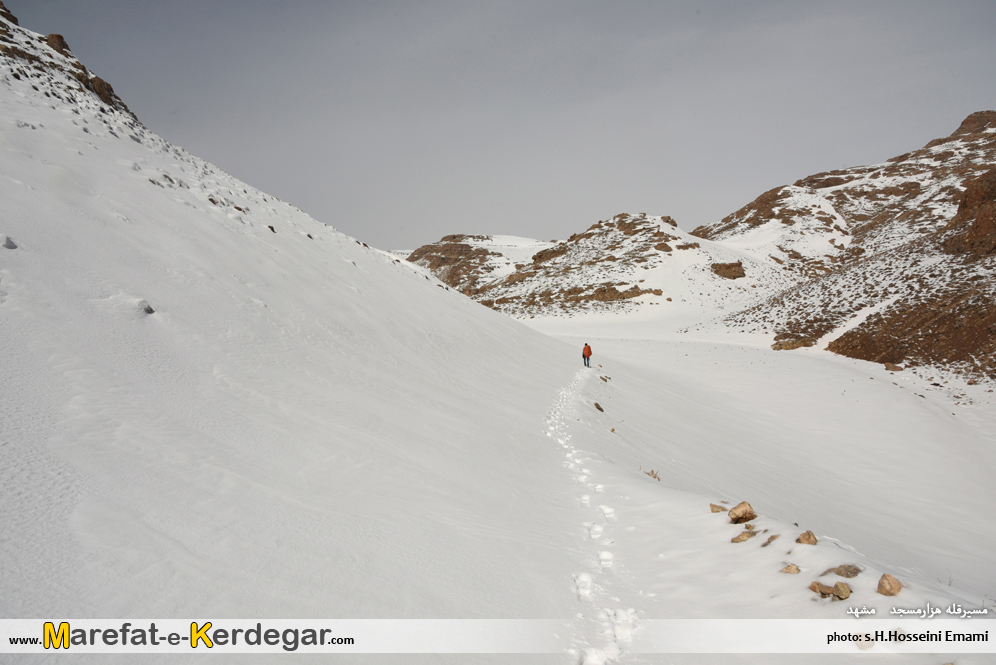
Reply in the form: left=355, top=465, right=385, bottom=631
left=14, top=1, right=996, bottom=250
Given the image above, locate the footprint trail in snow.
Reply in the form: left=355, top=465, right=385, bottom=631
left=545, top=367, right=639, bottom=665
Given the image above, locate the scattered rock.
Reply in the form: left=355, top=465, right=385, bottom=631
left=744, top=524, right=755, bottom=531
left=796, top=530, right=818, bottom=545
left=821, top=565, right=861, bottom=578
left=781, top=564, right=800, bottom=574
left=1, top=235, right=16, bottom=249
left=761, top=534, right=780, bottom=547
left=731, top=531, right=756, bottom=543
left=877, top=573, right=902, bottom=596
left=140, top=301, right=155, bottom=315
left=728, top=501, right=756, bottom=524
left=809, top=581, right=835, bottom=598
left=833, top=582, right=852, bottom=601
left=709, top=503, right=728, bottom=513
left=599, top=376, right=607, bottom=382
left=593, top=402, right=603, bottom=412
left=884, top=363, right=903, bottom=371
left=268, top=225, right=276, bottom=233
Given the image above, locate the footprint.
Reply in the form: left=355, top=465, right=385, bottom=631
left=599, top=551, right=614, bottom=568
left=594, top=485, right=604, bottom=493
left=574, top=573, right=593, bottom=598
left=598, top=505, right=615, bottom=520
left=588, top=524, right=603, bottom=539
left=601, top=538, right=615, bottom=546
left=607, top=608, right=638, bottom=643
left=580, top=495, right=590, bottom=505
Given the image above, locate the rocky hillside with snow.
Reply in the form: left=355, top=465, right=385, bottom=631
left=704, top=113, right=996, bottom=380
left=411, top=112, right=995, bottom=380
left=409, top=214, right=798, bottom=318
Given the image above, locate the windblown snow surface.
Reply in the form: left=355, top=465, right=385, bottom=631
left=2, top=19, right=995, bottom=665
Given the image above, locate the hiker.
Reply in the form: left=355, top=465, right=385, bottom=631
left=582, top=343, right=592, bottom=367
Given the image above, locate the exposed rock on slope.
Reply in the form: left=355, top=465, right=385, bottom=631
left=0, top=3, right=133, bottom=117
left=720, top=114, right=996, bottom=378
left=692, top=111, right=996, bottom=277
left=405, top=235, right=553, bottom=297
left=409, top=213, right=794, bottom=317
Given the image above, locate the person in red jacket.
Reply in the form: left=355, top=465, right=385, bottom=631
left=582, top=343, right=592, bottom=367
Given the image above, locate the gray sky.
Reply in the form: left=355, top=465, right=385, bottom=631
left=14, top=1, right=996, bottom=250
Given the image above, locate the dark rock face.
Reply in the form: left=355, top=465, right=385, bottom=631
left=943, top=167, right=996, bottom=259
left=407, top=235, right=501, bottom=296
left=46, top=34, right=70, bottom=56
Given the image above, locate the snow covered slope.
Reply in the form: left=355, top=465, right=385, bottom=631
left=0, top=8, right=587, bottom=625
left=2, top=6, right=994, bottom=663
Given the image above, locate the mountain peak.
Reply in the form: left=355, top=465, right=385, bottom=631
left=0, top=1, right=18, bottom=27
left=953, top=110, right=996, bottom=137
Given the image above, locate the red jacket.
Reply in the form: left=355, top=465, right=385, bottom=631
left=582, top=345, right=592, bottom=358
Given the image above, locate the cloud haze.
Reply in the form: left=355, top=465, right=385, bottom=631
left=15, top=1, right=996, bottom=249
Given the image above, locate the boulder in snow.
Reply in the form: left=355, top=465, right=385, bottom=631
left=728, top=501, right=756, bottom=523
left=796, top=530, right=818, bottom=545
left=877, top=573, right=902, bottom=596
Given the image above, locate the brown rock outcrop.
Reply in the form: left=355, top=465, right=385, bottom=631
left=711, top=261, right=745, bottom=279
left=709, top=503, right=727, bottom=513
left=942, top=166, right=996, bottom=259
left=772, top=338, right=815, bottom=351
left=781, top=564, right=800, bottom=574
left=407, top=235, right=501, bottom=296
left=0, top=1, right=18, bottom=26
left=46, top=34, right=70, bottom=56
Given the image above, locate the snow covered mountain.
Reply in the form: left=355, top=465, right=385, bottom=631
left=3, top=4, right=995, bottom=662
left=408, top=214, right=798, bottom=319
left=411, top=113, right=996, bottom=382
